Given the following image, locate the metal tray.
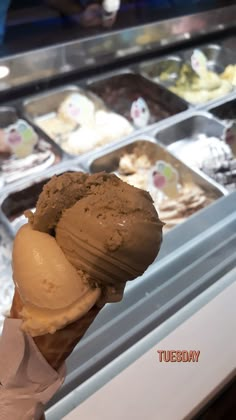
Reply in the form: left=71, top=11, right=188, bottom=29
left=0, top=106, right=62, bottom=188
left=23, top=85, right=105, bottom=119
left=88, top=136, right=225, bottom=193
left=138, top=45, right=236, bottom=107
left=0, top=162, right=83, bottom=237
left=23, top=85, right=105, bottom=155
left=88, top=72, right=188, bottom=128
left=86, top=137, right=225, bottom=232
left=138, top=44, right=236, bottom=83
left=138, top=55, right=183, bottom=88
left=180, top=44, right=236, bottom=109
left=209, top=97, right=236, bottom=121
left=22, top=84, right=134, bottom=157
left=155, top=112, right=226, bottom=147
left=155, top=111, right=236, bottom=191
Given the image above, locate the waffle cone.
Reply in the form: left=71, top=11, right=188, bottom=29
left=10, top=289, right=103, bottom=370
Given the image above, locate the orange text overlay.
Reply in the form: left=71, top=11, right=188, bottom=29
left=157, top=350, right=200, bottom=362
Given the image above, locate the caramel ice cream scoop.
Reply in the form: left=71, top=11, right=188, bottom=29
left=13, top=224, right=100, bottom=336
left=13, top=172, right=163, bottom=336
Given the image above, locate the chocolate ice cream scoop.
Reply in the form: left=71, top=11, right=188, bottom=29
left=17, top=172, right=163, bottom=334
left=26, top=172, right=127, bottom=233
left=55, top=179, right=163, bottom=301
left=29, top=172, right=163, bottom=298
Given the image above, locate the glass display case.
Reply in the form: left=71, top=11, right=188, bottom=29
left=0, top=2, right=235, bottom=419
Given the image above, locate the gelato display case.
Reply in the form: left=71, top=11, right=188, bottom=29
left=0, top=2, right=236, bottom=419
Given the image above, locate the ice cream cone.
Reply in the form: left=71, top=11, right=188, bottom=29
left=10, top=289, right=103, bottom=371
left=9, top=172, right=163, bottom=369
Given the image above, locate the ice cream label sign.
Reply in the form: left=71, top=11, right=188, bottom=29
left=61, top=93, right=95, bottom=126
left=191, top=49, right=208, bottom=78
left=63, top=93, right=82, bottom=121
left=4, top=120, right=38, bottom=158
left=150, top=160, right=179, bottom=198
left=130, top=97, right=150, bottom=128
left=224, top=121, right=236, bottom=147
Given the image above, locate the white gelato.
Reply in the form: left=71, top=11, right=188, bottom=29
left=168, top=134, right=233, bottom=172
left=95, top=110, right=133, bottom=142
left=64, top=127, right=102, bottom=154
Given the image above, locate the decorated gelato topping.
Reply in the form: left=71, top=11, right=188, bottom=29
left=149, top=161, right=179, bottom=198
left=58, top=93, right=95, bottom=127
left=191, top=49, right=208, bottom=78
left=130, top=97, right=150, bottom=129
left=1, top=120, right=38, bottom=159
left=0, top=119, right=58, bottom=186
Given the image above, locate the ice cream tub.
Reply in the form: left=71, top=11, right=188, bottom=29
left=87, top=72, right=188, bottom=130
left=22, top=85, right=134, bottom=156
left=138, top=45, right=236, bottom=106
left=0, top=106, right=62, bottom=188
left=155, top=111, right=236, bottom=192
left=86, top=137, right=226, bottom=232
left=181, top=45, right=236, bottom=106
left=0, top=163, right=83, bottom=237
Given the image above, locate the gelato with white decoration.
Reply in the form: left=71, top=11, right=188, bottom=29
left=36, top=92, right=133, bottom=155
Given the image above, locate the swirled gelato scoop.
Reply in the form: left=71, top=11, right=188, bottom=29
left=13, top=172, right=163, bottom=336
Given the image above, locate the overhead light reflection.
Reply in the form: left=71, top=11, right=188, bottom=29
left=0, top=66, right=10, bottom=79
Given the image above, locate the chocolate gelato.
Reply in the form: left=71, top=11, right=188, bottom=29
left=90, top=74, right=175, bottom=129
left=14, top=172, right=163, bottom=336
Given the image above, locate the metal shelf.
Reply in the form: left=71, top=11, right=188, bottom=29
left=46, top=245, right=236, bottom=420
left=46, top=191, right=236, bottom=409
